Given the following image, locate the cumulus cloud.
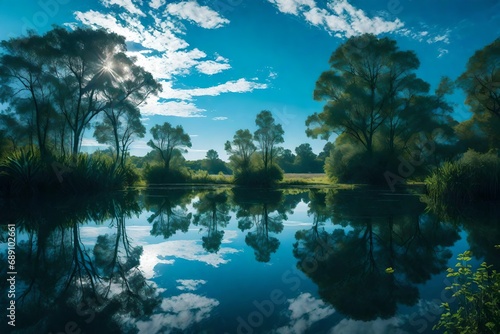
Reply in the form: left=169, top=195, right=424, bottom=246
left=176, top=279, right=207, bottom=291
left=329, top=317, right=407, bottom=334
left=101, top=0, right=146, bottom=17
left=139, top=239, right=240, bottom=278
left=165, top=1, right=230, bottom=29
left=136, top=293, right=219, bottom=333
left=276, top=293, right=335, bottom=334
left=267, top=0, right=404, bottom=38
left=212, top=116, right=228, bottom=121
left=73, top=0, right=267, bottom=118
left=267, top=0, right=452, bottom=50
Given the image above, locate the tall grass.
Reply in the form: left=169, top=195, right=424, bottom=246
left=0, top=149, right=45, bottom=195
left=0, top=149, right=138, bottom=197
left=425, top=150, right=500, bottom=205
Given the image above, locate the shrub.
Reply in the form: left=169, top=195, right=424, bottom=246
left=0, top=149, right=47, bottom=195
left=234, top=165, right=283, bottom=187
left=434, top=249, right=500, bottom=333
left=143, top=165, right=188, bottom=184
left=425, top=150, right=500, bottom=204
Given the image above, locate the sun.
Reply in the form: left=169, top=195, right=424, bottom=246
left=102, top=60, right=113, bottom=72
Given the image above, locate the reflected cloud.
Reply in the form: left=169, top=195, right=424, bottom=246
left=136, top=293, right=219, bottom=333
left=329, top=317, right=408, bottom=334
left=176, top=279, right=207, bottom=291
left=277, top=293, right=335, bottom=334
left=140, top=239, right=240, bottom=279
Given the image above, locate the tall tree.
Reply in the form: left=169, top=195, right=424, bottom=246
left=254, top=110, right=284, bottom=171
left=307, top=34, right=455, bottom=183
left=147, top=122, right=191, bottom=170
left=46, top=27, right=159, bottom=156
left=294, top=143, right=322, bottom=173
left=0, top=34, right=55, bottom=157
left=456, top=38, right=500, bottom=151
left=94, top=102, right=146, bottom=169
left=224, top=129, right=256, bottom=172
left=458, top=38, right=500, bottom=120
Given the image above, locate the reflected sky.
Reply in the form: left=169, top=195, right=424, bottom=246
left=2, top=188, right=498, bottom=334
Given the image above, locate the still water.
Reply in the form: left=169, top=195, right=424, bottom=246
left=1, top=187, right=499, bottom=334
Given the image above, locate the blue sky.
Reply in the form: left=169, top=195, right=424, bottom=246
left=0, top=0, right=499, bottom=160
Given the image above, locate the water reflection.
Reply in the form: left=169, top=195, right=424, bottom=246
left=193, top=191, right=231, bottom=253
left=0, top=192, right=159, bottom=333
left=0, top=187, right=498, bottom=333
left=293, top=189, right=460, bottom=321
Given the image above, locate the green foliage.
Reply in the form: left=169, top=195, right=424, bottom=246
left=143, top=164, right=188, bottom=184
left=425, top=150, right=500, bottom=204
left=434, top=249, right=500, bottom=333
left=308, top=34, right=456, bottom=184
left=0, top=148, right=45, bottom=195
left=234, top=165, right=283, bottom=187
left=0, top=150, right=137, bottom=196
left=147, top=122, right=191, bottom=170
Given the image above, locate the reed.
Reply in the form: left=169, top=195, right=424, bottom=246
left=425, top=150, right=500, bottom=205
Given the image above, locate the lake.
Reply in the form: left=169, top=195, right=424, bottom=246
left=1, top=187, right=499, bottom=334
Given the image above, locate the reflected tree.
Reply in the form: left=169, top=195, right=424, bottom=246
left=0, top=192, right=160, bottom=333
left=232, top=189, right=289, bottom=262
left=193, top=191, right=231, bottom=253
left=145, top=189, right=194, bottom=239
left=293, top=189, right=460, bottom=320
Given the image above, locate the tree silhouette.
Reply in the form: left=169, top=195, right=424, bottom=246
left=193, top=191, right=231, bottom=253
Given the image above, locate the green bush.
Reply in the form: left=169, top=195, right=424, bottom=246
left=0, top=148, right=46, bottom=195
left=425, top=150, right=500, bottom=204
left=434, top=249, right=500, bottom=333
left=0, top=150, right=137, bottom=197
left=143, top=164, right=188, bottom=184
left=234, top=165, right=283, bottom=187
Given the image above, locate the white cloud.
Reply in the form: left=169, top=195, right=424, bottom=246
left=196, top=60, right=231, bottom=75
left=155, top=78, right=267, bottom=102
left=269, top=71, right=278, bottom=79
left=140, top=98, right=207, bottom=117
left=212, top=116, right=228, bottom=121
left=149, top=0, right=165, bottom=10
left=74, top=3, right=267, bottom=118
left=81, top=138, right=108, bottom=147
left=437, top=48, right=449, bottom=58
left=166, top=1, right=230, bottom=29
left=176, top=279, right=207, bottom=291
left=427, top=30, right=451, bottom=44
left=329, top=317, right=407, bottom=334
left=277, top=293, right=335, bottom=334
left=267, top=0, right=404, bottom=38
left=101, top=0, right=146, bottom=17
left=139, top=239, right=240, bottom=278
left=136, top=293, right=219, bottom=333
left=268, top=0, right=315, bottom=15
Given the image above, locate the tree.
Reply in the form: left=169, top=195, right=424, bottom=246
left=202, top=149, right=228, bottom=174
left=254, top=110, right=284, bottom=171
left=458, top=38, right=500, bottom=120
left=206, top=149, right=218, bottom=161
left=277, top=148, right=296, bottom=173
left=0, top=34, right=56, bottom=157
left=147, top=122, right=192, bottom=171
left=224, top=129, right=256, bottom=172
left=307, top=34, right=454, bottom=183
left=294, top=143, right=322, bottom=173
left=94, top=102, right=146, bottom=169
left=456, top=38, right=500, bottom=151
left=0, top=27, right=160, bottom=159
